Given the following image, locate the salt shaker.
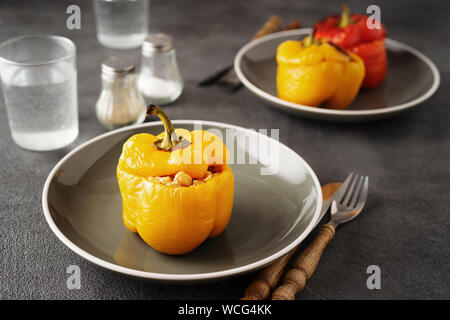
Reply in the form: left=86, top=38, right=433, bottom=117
left=96, top=56, right=146, bottom=129
left=138, top=33, right=183, bottom=105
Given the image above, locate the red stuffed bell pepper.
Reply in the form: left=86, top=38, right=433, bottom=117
left=314, top=5, right=387, bottom=89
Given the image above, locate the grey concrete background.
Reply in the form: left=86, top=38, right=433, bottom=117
left=0, top=0, right=448, bottom=299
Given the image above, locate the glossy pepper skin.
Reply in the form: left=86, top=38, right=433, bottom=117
left=276, top=36, right=365, bottom=109
left=117, top=106, right=234, bottom=255
left=314, top=6, right=387, bottom=89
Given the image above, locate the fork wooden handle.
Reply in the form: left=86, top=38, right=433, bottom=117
left=271, top=224, right=336, bottom=300
left=241, top=182, right=341, bottom=300
left=241, top=248, right=297, bottom=300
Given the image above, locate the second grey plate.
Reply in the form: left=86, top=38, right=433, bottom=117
left=234, top=29, right=440, bottom=122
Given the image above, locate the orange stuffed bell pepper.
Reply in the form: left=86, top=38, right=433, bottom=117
left=276, top=31, right=365, bottom=109
left=117, top=105, right=234, bottom=255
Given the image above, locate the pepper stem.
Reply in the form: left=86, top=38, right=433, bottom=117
left=146, top=104, right=182, bottom=151
left=302, top=28, right=319, bottom=47
left=338, top=4, right=352, bottom=28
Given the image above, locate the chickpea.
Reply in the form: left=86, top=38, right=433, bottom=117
left=202, top=171, right=213, bottom=182
left=148, top=176, right=159, bottom=183
left=193, top=180, right=204, bottom=185
left=159, top=176, right=172, bottom=185
left=174, top=171, right=193, bottom=186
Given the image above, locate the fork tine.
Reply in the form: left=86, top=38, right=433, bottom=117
left=330, top=199, right=338, bottom=215
left=355, top=176, right=369, bottom=209
left=349, top=175, right=364, bottom=208
left=334, top=172, right=354, bottom=203
left=342, top=174, right=359, bottom=206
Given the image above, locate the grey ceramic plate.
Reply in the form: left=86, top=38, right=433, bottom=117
left=234, top=29, right=440, bottom=122
left=42, top=121, right=322, bottom=282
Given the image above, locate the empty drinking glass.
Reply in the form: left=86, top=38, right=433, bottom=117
left=0, top=35, right=78, bottom=151
left=94, top=0, right=149, bottom=49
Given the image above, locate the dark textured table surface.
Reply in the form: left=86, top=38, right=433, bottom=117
left=0, top=0, right=449, bottom=300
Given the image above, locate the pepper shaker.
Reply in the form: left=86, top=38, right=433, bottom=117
left=138, top=33, right=183, bottom=105
left=96, top=56, right=146, bottom=129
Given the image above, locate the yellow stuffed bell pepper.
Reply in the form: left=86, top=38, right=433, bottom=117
left=276, top=33, right=365, bottom=109
left=117, top=105, right=234, bottom=255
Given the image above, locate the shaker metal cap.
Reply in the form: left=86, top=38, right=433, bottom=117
left=101, top=56, right=135, bottom=76
left=142, top=33, right=173, bottom=53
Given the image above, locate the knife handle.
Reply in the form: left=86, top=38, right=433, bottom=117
left=271, top=224, right=335, bottom=300
left=241, top=248, right=298, bottom=300
left=253, top=15, right=282, bottom=39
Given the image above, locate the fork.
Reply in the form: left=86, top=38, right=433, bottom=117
left=271, top=173, right=369, bottom=300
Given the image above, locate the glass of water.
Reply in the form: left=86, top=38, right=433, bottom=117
left=0, top=35, right=78, bottom=151
left=94, top=0, right=149, bottom=49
